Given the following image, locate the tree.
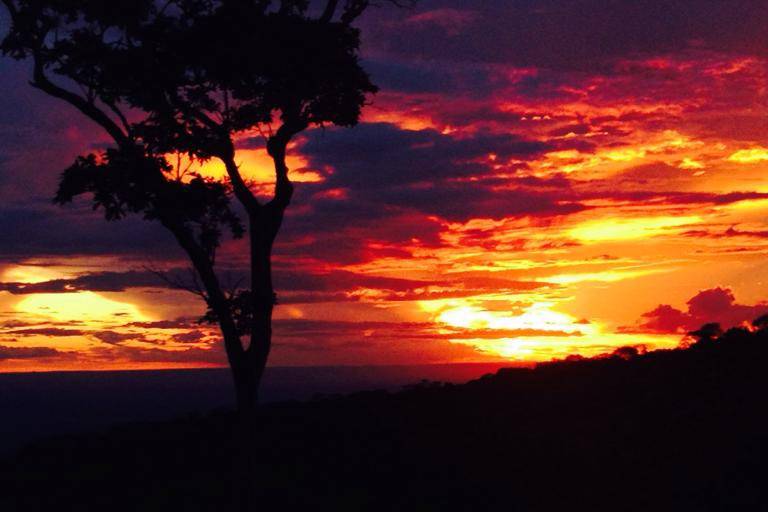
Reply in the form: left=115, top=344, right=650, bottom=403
left=1, top=0, right=410, bottom=414
left=686, top=322, right=723, bottom=348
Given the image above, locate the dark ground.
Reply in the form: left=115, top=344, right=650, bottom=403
left=2, top=325, right=767, bottom=511
left=0, top=362, right=508, bottom=454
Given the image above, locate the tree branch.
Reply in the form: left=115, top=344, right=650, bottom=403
left=189, top=108, right=221, bottom=131
left=320, top=0, right=339, bottom=22
left=341, top=0, right=370, bottom=24
left=219, top=150, right=261, bottom=213
left=1, top=0, right=17, bottom=21
left=103, top=99, right=132, bottom=137
left=266, top=119, right=307, bottom=211
left=144, top=265, right=207, bottom=300
left=160, top=217, right=245, bottom=361
left=341, top=0, right=416, bottom=25
left=30, top=53, right=131, bottom=147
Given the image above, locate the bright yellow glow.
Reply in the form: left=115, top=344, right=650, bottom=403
left=545, top=150, right=582, bottom=160
left=728, top=147, right=768, bottom=163
left=679, top=158, right=704, bottom=169
left=569, top=216, right=701, bottom=241
left=454, top=332, right=680, bottom=361
left=361, top=109, right=436, bottom=131
left=531, top=129, right=708, bottom=177
left=434, top=301, right=588, bottom=335
left=168, top=149, right=316, bottom=184
left=719, top=198, right=768, bottom=212
left=15, top=292, right=149, bottom=323
left=604, top=148, right=646, bottom=162
left=1, top=265, right=64, bottom=284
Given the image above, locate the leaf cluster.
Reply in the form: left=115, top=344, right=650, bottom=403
left=2, top=0, right=378, bottom=154
left=54, top=147, right=244, bottom=261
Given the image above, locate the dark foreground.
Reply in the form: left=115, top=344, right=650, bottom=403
left=0, top=362, right=508, bottom=454
left=2, top=326, right=767, bottom=511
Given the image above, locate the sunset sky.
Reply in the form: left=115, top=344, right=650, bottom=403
left=2, top=0, right=768, bottom=371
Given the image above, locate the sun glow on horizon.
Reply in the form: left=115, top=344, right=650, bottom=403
left=433, top=301, right=588, bottom=334
left=15, top=292, right=149, bottom=323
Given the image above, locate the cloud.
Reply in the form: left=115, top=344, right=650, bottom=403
left=92, top=345, right=226, bottom=364
left=127, top=318, right=198, bottom=329
left=404, top=8, right=479, bottom=35
left=369, top=1, right=768, bottom=70
left=0, top=203, right=179, bottom=260
left=2, top=0, right=768, bottom=369
left=89, top=331, right=146, bottom=345
left=681, top=226, right=768, bottom=240
left=2, top=327, right=87, bottom=337
left=625, top=287, right=768, bottom=334
left=270, top=319, right=501, bottom=365
left=172, top=331, right=208, bottom=343
left=298, top=122, right=552, bottom=188
left=0, top=269, right=173, bottom=294
left=0, top=346, right=63, bottom=360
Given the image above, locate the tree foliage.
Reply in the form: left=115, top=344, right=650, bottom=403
left=1, top=0, right=383, bottom=262
left=1, top=0, right=413, bottom=409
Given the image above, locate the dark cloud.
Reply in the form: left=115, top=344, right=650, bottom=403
left=0, top=345, right=63, bottom=360
left=274, top=269, right=431, bottom=294
left=365, top=1, right=768, bottom=70
left=0, top=269, right=172, bottom=294
left=0, top=203, right=179, bottom=260
left=624, top=287, right=768, bottom=334
left=274, top=268, right=546, bottom=303
left=2, top=327, right=86, bottom=337
left=172, top=331, right=208, bottom=343
left=576, top=189, right=768, bottom=208
left=93, top=345, right=225, bottom=364
left=127, top=318, right=198, bottom=329
left=299, top=123, right=551, bottom=189
left=269, top=318, right=502, bottom=364
left=362, top=57, right=502, bottom=98
left=681, top=226, right=768, bottom=240
left=273, top=318, right=574, bottom=345
left=89, top=331, right=146, bottom=345
left=276, top=122, right=583, bottom=255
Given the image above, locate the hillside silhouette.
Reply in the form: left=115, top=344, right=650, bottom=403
left=3, top=320, right=768, bottom=511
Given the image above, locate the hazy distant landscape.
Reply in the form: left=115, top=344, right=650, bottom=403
left=0, top=363, right=509, bottom=453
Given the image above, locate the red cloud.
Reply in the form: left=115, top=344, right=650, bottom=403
left=626, top=287, right=768, bottom=334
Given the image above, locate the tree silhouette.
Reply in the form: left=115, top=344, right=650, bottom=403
left=1, top=0, right=410, bottom=413
left=686, top=322, right=723, bottom=349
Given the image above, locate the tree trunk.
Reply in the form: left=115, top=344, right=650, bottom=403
left=229, top=211, right=277, bottom=415
left=228, top=213, right=279, bottom=510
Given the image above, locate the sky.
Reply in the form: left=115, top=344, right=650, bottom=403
left=2, top=0, right=768, bottom=371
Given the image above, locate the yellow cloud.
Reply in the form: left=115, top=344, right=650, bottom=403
left=728, top=147, right=768, bottom=163
left=569, top=216, right=701, bottom=242
left=15, top=292, right=149, bottom=323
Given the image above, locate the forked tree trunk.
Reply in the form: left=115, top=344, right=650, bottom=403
left=229, top=215, right=278, bottom=511
left=220, top=133, right=292, bottom=417
left=230, top=212, right=278, bottom=415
